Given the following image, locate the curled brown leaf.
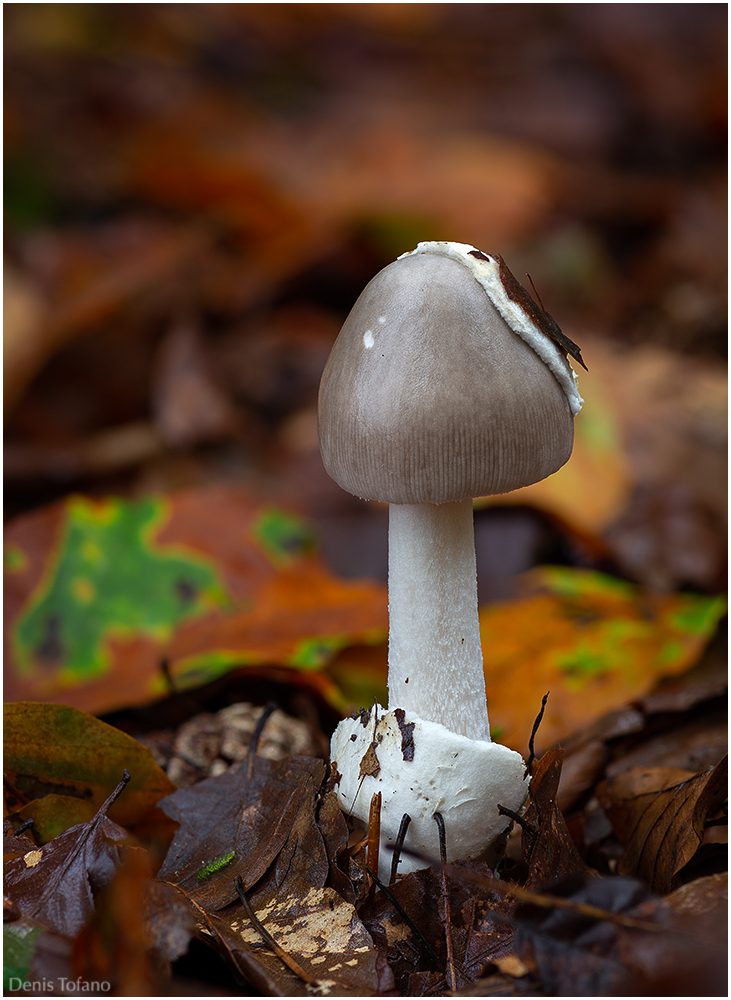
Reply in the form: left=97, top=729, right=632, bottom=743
left=598, top=755, right=727, bottom=893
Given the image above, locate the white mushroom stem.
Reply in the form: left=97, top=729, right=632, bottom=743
left=388, top=498, right=490, bottom=742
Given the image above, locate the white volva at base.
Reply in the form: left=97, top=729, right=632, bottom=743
left=331, top=705, right=528, bottom=883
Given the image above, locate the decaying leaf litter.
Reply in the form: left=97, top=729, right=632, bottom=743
left=4, top=5, right=726, bottom=997
left=4, top=678, right=726, bottom=996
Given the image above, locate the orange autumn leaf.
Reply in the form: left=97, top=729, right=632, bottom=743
left=481, top=567, right=725, bottom=752
left=4, top=487, right=386, bottom=716
left=167, top=564, right=387, bottom=696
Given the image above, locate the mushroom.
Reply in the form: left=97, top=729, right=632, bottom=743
left=318, top=241, right=583, bottom=880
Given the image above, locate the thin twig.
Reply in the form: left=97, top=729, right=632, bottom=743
left=365, top=866, right=445, bottom=974
left=246, top=702, right=278, bottom=781
left=159, top=657, right=177, bottom=694
left=450, top=867, right=667, bottom=934
left=497, top=803, right=535, bottom=835
left=389, top=812, right=411, bottom=885
left=11, top=819, right=35, bottom=837
left=525, top=692, right=549, bottom=777
left=234, top=876, right=316, bottom=985
left=99, top=769, right=131, bottom=814
left=434, top=813, right=457, bottom=991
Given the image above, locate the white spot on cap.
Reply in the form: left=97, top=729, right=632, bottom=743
left=363, top=330, right=374, bottom=348
left=378, top=315, right=386, bottom=324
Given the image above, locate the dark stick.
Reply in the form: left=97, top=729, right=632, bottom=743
left=11, top=818, right=35, bottom=837
left=246, top=702, right=278, bottom=780
left=98, top=769, right=131, bottom=816
left=434, top=813, right=457, bottom=991
left=159, top=657, right=177, bottom=694
left=497, top=803, right=535, bottom=835
left=389, top=812, right=412, bottom=885
left=525, top=691, right=549, bottom=777
left=446, top=866, right=669, bottom=935
left=235, top=876, right=316, bottom=984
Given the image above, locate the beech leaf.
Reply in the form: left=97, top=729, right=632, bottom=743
left=598, top=755, right=727, bottom=893
left=481, top=567, right=725, bottom=750
left=4, top=702, right=175, bottom=830
left=5, top=488, right=387, bottom=715
left=522, top=748, right=593, bottom=888
left=3, top=772, right=131, bottom=938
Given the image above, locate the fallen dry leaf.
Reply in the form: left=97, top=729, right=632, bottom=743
left=361, top=860, right=517, bottom=994
left=4, top=223, right=212, bottom=415
left=522, top=748, right=593, bottom=890
left=4, top=702, right=175, bottom=831
left=598, top=755, right=727, bottom=893
left=514, top=875, right=656, bottom=997
left=156, top=750, right=390, bottom=995
left=4, top=772, right=131, bottom=938
left=4, top=487, right=387, bottom=715
left=481, top=566, right=725, bottom=751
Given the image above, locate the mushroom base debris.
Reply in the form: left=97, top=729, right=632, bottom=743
left=331, top=705, right=528, bottom=883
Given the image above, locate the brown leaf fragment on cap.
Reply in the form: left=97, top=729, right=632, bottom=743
left=494, top=255, right=588, bottom=371
left=394, top=708, right=415, bottom=762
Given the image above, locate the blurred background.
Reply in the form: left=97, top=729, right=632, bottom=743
left=5, top=2, right=726, bottom=600
left=3, top=14, right=727, bottom=995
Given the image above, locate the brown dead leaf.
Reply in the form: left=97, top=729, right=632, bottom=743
left=598, top=755, right=727, bottom=893
left=362, top=861, right=516, bottom=994
left=661, top=871, right=728, bottom=919
left=143, top=879, right=197, bottom=965
left=156, top=748, right=389, bottom=995
left=555, top=739, right=608, bottom=815
left=522, top=749, right=593, bottom=889
left=3, top=772, right=131, bottom=938
left=157, top=754, right=326, bottom=913
left=318, top=787, right=356, bottom=906
left=616, top=873, right=728, bottom=997
left=604, top=708, right=728, bottom=779
left=216, top=770, right=392, bottom=996
left=207, top=884, right=390, bottom=997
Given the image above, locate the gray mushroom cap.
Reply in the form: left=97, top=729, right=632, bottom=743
left=318, top=250, right=575, bottom=505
